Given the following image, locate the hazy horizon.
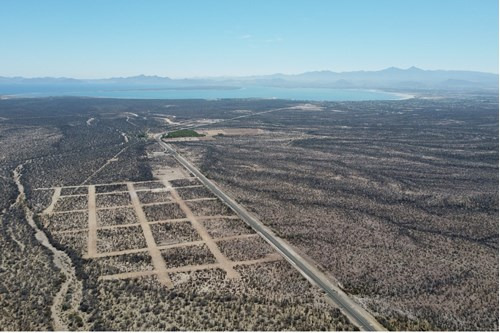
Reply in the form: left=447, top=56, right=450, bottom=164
left=0, top=1, right=498, bottom=331
left=1, top=0, right=498, bottom=79
left=1, top=66, right=499, bottom=81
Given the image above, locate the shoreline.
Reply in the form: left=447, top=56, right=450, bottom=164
left=0, top=87, right=413, bottom=102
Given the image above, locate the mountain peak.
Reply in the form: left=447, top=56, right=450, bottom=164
left=382, top=66, right=404, bottom=72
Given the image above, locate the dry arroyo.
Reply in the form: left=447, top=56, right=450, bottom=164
left=2, top=96, right=494, bottom=331
left=13, top=165, right=88, bottom=330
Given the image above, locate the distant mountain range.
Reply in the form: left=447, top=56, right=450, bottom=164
left=0, top=67, right=498, bottom=90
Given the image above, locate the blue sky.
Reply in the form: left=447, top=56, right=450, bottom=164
left=0, top=0, right=498, bottom=78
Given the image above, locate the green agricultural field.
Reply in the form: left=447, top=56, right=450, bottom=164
left=163, top=129, right=204, bottom=139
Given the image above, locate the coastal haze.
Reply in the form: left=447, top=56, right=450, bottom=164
left=0, top=67, right=497, bottom=100
left=0, top=0, right=498, bottom=332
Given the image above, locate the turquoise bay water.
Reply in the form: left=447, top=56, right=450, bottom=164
left=0, top=84, right=408, bottom=101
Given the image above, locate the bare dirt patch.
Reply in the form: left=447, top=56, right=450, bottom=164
left=199, top=128, right=265, bottom=137
left=153, top=167, right=190, bottom=181
left=288, top=103, right=325, bottom=111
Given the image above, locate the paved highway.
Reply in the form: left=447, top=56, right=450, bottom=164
left=156, top=135, right=385, bottom=331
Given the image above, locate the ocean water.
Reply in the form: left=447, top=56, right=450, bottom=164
left=0, top=84, right=408, bottom=101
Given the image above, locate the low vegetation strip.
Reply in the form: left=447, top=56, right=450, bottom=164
left=163, top=129, right=204, bottom=139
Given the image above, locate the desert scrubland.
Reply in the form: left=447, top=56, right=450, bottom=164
left=0, top=97, right=358, bottom=330
left=172, top=94, right=499, bottom=331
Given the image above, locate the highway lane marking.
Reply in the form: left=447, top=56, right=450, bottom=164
left=157, top=136, right=385, bottom=331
